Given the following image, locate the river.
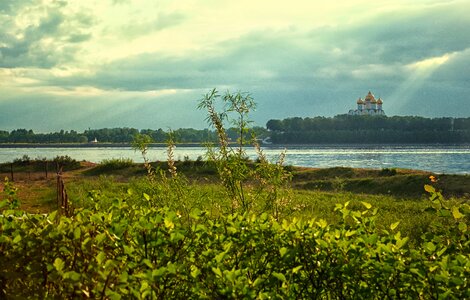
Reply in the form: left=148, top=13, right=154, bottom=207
left=0, top=145, right=469, bottom=174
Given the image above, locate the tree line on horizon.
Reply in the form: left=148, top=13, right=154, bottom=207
left=1, top=115, right=469, bottom=144
left=0, top=127, right=268, bottom=144
left=266, top=115, right=470, bottom=144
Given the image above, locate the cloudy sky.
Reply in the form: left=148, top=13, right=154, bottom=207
left=1, top=0, right=469, bottom=132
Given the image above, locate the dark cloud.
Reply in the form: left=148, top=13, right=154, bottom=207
left=0, top=1, right=95, bottom=68
left=313, top=1, right=470, bottom=66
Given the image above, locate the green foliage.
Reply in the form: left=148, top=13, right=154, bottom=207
left=379, top=168, right=397, bottom=176
left=267, top=115, right=470, bottom=144
left=0, top=178, right=20, bottom=211
left=198, top=89, right=291, bottom=214
left=0, top=155, right=81, bottom=174
left=53, top=155, right=81, bottom=171
left=1, top=186, right=468, bottom=298
left=100, top=158, right=134, bottom=170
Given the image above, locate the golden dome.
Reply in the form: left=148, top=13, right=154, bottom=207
left=357, top=97, right=364, bottom=104
left=377, top=98, right=383, bottom=104
left=365, top=91, right=375, bottom=101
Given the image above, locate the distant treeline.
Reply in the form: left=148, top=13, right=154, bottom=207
left=266, top=115, right=470, bottom=144
left=0, top=127, right=268, bottom=144
left=2, top=115, right=469, bottom=144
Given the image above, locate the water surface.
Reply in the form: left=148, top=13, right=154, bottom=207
left=0, top=145, right=469, bottom=174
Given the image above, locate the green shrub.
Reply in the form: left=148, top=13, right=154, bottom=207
left=380, top=168, right=397, bottom=176
left=100, top=158, right=134, bottom=170
left=1, top=185, right=468, bottom=298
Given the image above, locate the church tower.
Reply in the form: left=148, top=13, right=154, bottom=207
left=357, top=98, right=364, bottom=111
left=348, top=91, right=385, bottom=116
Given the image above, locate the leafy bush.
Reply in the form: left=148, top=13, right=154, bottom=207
left=1, top=182, right=468, bottom=298
left=53, top=155, right=81, bottom=171
left=380, top=168, right=397, bottom=176
left=100, top=158, right=134, bottom=170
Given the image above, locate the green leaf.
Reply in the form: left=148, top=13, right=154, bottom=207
left=425, top=242, right=436, bottom=253
left=106, top=291, right=122, bottom=300
left=12, top=234, right=22, bottom=244
left=452, top=206, right=464, bottom=219
left=272, top=272, right=286, bottom=282
left=0, top=200, right=8, bottom=209
left=424, top=185, right=435, bottom=193
left=253, top=277, right=264, bottom=287
left=54, top=258, right=65, bottom=272
left=142, top=259, right=153, bottom=268
left=152, top=267, right=166, bottom=278
left=96, top=252, right=106, bottom=265
left=48, top=210, right=58, bottom=222
left=164, top=218, right=175, bottom=230
left=458, top=222, right=467, bottom=232
left=390, top=221, right=400, bottom=231
left=361, top=201, right=372, bottom=209
left=279, top=247, right=288, bottom=258
left=64, top=271, right=81, bottom=281
left=212, top=267, right=222, bottom=277
left=316, top=219, right=328, bottom=229
left=315, top=238, right=328, bottom=248
left=190, top=265, right=200, bottom=278
left=143, top=193, right=150, bottom=201
left=215, top=251, right=226, bottom=263
left=437, top=209, right=451, bottom=217
left=410, top=268, right=424, bottom=278
left=73, top=227, right=81, bottom=239
left=437, top=246, right=447, bottom=257
left=396, top=237, right=408, bottom=249
left=167, top=263, right=177, bottom=274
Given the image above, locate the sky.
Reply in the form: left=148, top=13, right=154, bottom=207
left=1, top=0, right=469, bottom=132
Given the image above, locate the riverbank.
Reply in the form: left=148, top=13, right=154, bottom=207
left=1, top=145, right=469, bottom=174
left=2, top=160, right=469, bottom=215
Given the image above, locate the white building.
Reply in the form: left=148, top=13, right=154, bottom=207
left=348, top=91, right=385, bottom=116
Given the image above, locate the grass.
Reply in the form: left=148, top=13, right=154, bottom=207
left=2, top=159, right=468, bottom=246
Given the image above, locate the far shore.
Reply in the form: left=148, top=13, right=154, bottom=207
left=0, top=143, right=202, bottom=148
left=0, top=142, right=469, bottom=148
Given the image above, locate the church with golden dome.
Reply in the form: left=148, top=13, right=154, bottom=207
left=348, top=91, right=385, bottom=116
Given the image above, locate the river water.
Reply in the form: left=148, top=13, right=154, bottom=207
left=0, top=145, right=469, bottom=174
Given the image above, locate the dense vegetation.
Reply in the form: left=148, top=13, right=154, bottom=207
left=267, top=115, right=470, bottom=144
left=0, top=127, right=268, bottom=144
left=1, top=90, right=469, bottom=298
left=2, top=114, right=469, bottom=145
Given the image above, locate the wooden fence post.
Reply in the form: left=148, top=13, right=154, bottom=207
left=10, top=163, right=13, bottom=182
left=57, top=173, right=60, bottom=210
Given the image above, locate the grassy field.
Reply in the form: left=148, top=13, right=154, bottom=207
left=2, top=158, right=469, bottom=298
left=2, top=159, right=468, bottom=247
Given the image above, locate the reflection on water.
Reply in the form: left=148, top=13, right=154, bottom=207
left=0, top=145, right=469, bottom=174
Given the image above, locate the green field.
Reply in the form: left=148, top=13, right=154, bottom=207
left=1, top=156, right=469, bottom=298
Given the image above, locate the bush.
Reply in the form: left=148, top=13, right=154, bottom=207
left=100, top=158, right=134, bottom=170
left=53, top=155, right=81, bottom=171
left=1, top=188, right=468, bottom=298
left=380, top=168, right=397, bottom=176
